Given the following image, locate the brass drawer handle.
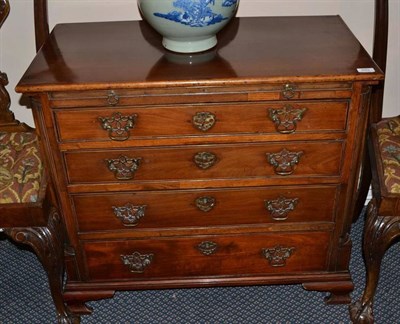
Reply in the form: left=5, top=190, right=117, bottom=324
left=193, top=152, right=217, bottom=169
left=195, top=196, right=216, bottom=212
left=261, top=245, right=295, bottom=267
left=112, top=203, right=146, bottom=226
left=266, top=148, right=303, bottom=176
left=264, top=196, right=299, bottom=221
left=121, top=252, right=154, bottom=273
left=98, top=112, right=137, bottom=141
left=192, top=111, right=216, bottom=132
left=282, top=83, right=296, bottom=99
left=268, top=105, right=307, bottom=134
left=107, top=90, right=120, bottom=106
left=197, top=241, right=218, bottom=256
left=105, top=155, right=141, bottom=180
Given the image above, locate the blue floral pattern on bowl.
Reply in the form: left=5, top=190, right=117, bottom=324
left=138, top=0, right=239, bottom=52
left=222, top=0, right=237, bottom=6
left=154, top=0, right=236, bottom=27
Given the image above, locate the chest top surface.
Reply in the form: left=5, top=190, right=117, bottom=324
left=16, top=16, right=383, bottom=93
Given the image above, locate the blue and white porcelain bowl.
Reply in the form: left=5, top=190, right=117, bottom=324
left=137, top=0, right=240, bottom=53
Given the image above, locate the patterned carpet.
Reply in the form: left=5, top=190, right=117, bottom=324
left=0, top=213, right=399, bottom=324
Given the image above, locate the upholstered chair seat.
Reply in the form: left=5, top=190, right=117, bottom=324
left=375, top=116, right=400, bottom=194
left=0, top=132, right=43, bottom=203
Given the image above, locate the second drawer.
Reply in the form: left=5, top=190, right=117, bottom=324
left=72, top=185, right=338, bottom=232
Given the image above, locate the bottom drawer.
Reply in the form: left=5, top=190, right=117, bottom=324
left=83, top=231, right=330, bottom=281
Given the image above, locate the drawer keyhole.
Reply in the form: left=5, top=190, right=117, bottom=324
left=195, top=196, right=216, bottom=212
left=197, top=241, right=218, bottom=256
left=192, top=111, right=216, bottom=132
left=193, top=152, right=217, bottom=169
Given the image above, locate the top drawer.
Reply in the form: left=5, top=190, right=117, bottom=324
left=54, top=100, right=349, bottom=143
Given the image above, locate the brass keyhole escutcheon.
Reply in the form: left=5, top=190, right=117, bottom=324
left=195, top=196, right=216, bottom=212
left=192, top=111, right=216, bottom=132
left=197, top=241, right=218, bottom=256
left=193, top=152, right=217, bottom=170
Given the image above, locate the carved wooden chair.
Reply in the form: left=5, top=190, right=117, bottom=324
left=349, top=116, right=400, bottom=323
left=0, top=1, right=74, bottom=323
left=349, top=1, right=400, bottom=323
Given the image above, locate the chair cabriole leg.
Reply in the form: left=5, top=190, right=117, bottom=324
left=3, top=208, right=78, bottom=324
left=350, top=200, right=400, bottom=323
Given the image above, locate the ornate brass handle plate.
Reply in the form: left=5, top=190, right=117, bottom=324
left=195, top=196, right=216, bottom=212
left=105, top=155, right=141, bottom=180
left=268, top=105, right=307, bottom=134
left=112, top=203, right=146, bottom=226
left=264, top=196, right=299, bottom=221
left=261, top=245, right=295, bottom=267
left=282, top=83, right=296, bottom=99
left=193, top=152, right=217, bottom=169
left=197, top=241, right=218, bottom=256
left=121, top=252, right=154, bottom=273
left=266, top=148, right=303, bottom=176
left=98, top=112, right=137, bottom=141
left=192, top=111, right=216, bottom=132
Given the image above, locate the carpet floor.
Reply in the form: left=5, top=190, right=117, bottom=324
left=0, top=212, right=399, bottom=323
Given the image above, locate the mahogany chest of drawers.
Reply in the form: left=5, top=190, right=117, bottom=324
left=16, top=16, right=383, bottom=319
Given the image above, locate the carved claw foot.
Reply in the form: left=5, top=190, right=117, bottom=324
left=3, top=208, right=71, bottom=324
left=349, top=301, right=374, bottom=324
left=350, top=200, right=400, bottom=323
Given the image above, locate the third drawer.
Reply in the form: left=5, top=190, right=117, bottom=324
left=72, top=185, right=338, bottom=232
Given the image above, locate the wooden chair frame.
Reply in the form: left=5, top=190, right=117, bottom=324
left=349, top=1, right=400, bottom=323
left=0, top=1, right=75, bottom=323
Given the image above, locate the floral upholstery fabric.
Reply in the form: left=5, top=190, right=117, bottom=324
left=0, top=132, right=43, bottom=203
left=376, top=115, right=400, bottom=194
